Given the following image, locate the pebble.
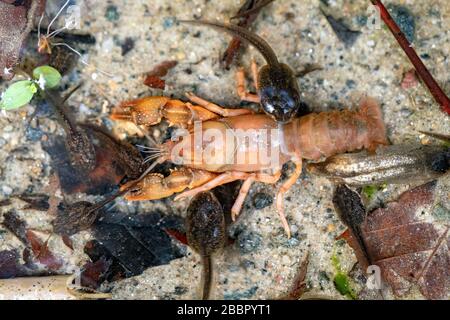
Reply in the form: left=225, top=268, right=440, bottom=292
left=26, top=126, right=44, bottom=142
left=281, top=255, right=291, bottom=265
left=388, top=5, right=416, bottom=43
left=238, top=231, right=262, bottom=254
left=163, top=17, right=175, bottom=29
left=223, top=286, right=258, bottom=300
left=102, top=38, right=115, bottom=53
left=105, top=5, right=120, bottom=22
left=2, top=186, right=13, bottom=196
left=253, top=192, right=273, bottom=210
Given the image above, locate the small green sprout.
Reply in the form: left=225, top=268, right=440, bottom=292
left=0, top=65, right=62, bottom=110
left=0, top=80, right=37, bottom=110
left=33, top=66, right=62, bottom=89
left=362, top=183, right=387, bottom=200
left=331, top=245, right=357, bottom=299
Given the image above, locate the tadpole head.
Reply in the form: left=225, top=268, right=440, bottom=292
left=258, top=64, right=302, bottom=123
left=186, top=192, right=226, bottom=256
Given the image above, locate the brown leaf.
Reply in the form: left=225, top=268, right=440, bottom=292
left=333, top=181, right=450, bottom=299
left=143, top=75, right=165, bottom=89
left=25, top=230, right=63, bottom=271
left=80, top=258, right=112, bottom=289
left=146, top=60, right=178, bottom=77
left=0, top=250, right=28, bottom=279
left=143, top=60, right=177, bottom=89
left=2, top=211, right=28, bottom=244
left=361, top=181, right=449, bottom=299
left=61, top=235, right=74, bottom=250
left=335, top=181, right=450, bottom=299
left=0, top=0, right=46, bottom=80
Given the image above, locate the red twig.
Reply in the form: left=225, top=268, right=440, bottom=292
left=371, top=0, right=450, bottom=115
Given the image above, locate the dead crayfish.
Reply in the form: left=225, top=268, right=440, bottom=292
left=111, top=92, right=387, bottom=238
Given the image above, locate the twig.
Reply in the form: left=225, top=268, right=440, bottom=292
left=221, top=0, right=274, bottom=69
left=370, top=0, right=450, bottom=115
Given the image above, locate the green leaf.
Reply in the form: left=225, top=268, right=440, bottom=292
left=32, top=65, right=62, bottom=89
left=362, top=185, right=378, bottom=200
left=0, top=80, right=37, bottom=110
left=333, top=273, right=356, bottom=299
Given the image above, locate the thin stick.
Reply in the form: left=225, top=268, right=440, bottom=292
left=370, top=0, right=450, bottom=115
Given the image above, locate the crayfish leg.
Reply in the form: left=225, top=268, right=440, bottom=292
left=231, top=170, right=282, bottom=221
left=174, top=171, right=250, bottom=201
left=275, top=159, right=302, bottom=238
left=185, top=92, right=253, bottom=117
left=236, top=66, right=260, bottom=103
left=121, top=168, right=217, bottom=201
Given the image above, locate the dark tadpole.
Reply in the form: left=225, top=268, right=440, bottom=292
left=186, top=192, right=226, bottom=300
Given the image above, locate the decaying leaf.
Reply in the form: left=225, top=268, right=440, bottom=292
left=2, top=211, right=28, bottom=244
left=320, top=8, right=361, bottom=48
left=361, top=182, right=449, bottom=300
left=26, top=230, right=63, bottom=271
left=143, top=76, right=166, bottom=90
left=16, top=194, right=50, bottom=211
left=90, top=210, right=185, bottom=277
left=0, top=250, right=29, bottom=279
left=0, top=0, right=46, bottom=80
left=52, top=201, right=100, bottom=236
left=143, top=60, right=178, bottom=89
left=43, top=124, right=143, bottom=195
left=80, top=124, right=144, bottom=180
left=79, top=257, right=112, bottom=290
left=334, top=181, right=450, bottom=299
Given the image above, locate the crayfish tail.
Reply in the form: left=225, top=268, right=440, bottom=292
left=358, top=96, right=389, bottom=152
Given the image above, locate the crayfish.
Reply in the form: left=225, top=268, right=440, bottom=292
left=111, top=92, right=387, bottom=238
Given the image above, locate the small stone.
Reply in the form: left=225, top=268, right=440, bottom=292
left=401, top=69, right=418, bottom=90
left=101, top=38, right=114, bottom=53
left=281, top=255, right=291, bottom=265
left=2, top=186, right=13, bottom=196
left=388, top=5, right=415, bottom=43
left=173, top=286, right=187, bottom=295
left=242, top=259, right=256, bottom=269
left=26, top=126, right=44, bottom=142
left=105, top=5, right=120, bottom=22
left=163, top=17, right=175, bottom=29
left=121, top=37, right=135, bottom=56
left=345, top=79, right=356, bottom=89
left=224, top=286, right=258, bottom=300
left=400, top=108, right=413, bottom=117
left=253, top=192, right=273, bottom=210
left=238, top=231, right=262, bottom=254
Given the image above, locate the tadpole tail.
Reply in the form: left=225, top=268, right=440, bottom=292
left=201, top=255, right=213, bottom=300
left=180, top=19, right=280, bottom=67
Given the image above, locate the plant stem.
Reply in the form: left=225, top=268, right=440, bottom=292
left=370, top=0, right=450, bottom=115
